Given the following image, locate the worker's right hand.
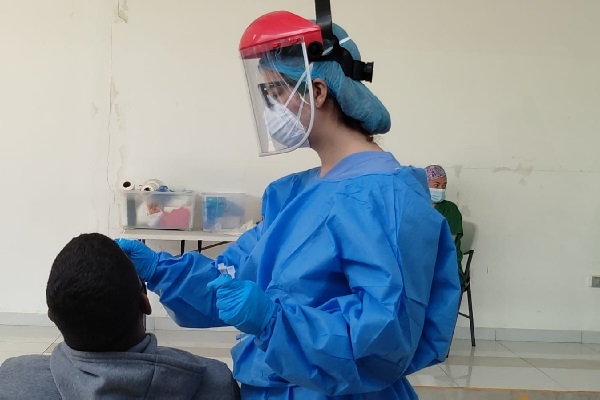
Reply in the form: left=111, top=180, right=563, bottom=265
left=115, top=239, right=159, bottom=281
left=207, top=275, right=275, bottom=336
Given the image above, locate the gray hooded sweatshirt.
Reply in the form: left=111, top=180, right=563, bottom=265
left=0, top=333, right=239, bottom=399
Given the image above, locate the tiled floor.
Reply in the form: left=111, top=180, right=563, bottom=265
left=409, top=338, right=600, bottom=392
left=1, top=325, right=599, bottom=393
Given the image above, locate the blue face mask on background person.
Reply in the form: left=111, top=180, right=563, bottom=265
left=430, top=188, right=446, bottom=203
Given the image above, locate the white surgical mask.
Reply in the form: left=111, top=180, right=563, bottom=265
left=262, top=69, right=311, bottom=149
left=430, top=188, right=446, bottom=203
left=263, top=98, right=309, bottom=148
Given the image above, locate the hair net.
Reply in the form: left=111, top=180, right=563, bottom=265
left=425, top=165, right=447, bottom=182
left=259, top=23, right=391, bottom=134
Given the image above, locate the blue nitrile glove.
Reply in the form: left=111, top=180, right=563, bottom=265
left=207, top=275, right=276, bottom=336
left=114, top=239, right=159, bottom=281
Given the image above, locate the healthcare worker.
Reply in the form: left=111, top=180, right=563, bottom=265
left=426, top=164, right=465, bottom=285
left=117, top=2, right=461, bottom=399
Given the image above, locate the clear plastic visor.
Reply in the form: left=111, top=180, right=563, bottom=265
left=240, top=41, right=314, bottom=156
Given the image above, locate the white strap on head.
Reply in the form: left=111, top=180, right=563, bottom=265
left=322, top=36, right=351, bottom=56
left=284, top=63, right=313, bottom=108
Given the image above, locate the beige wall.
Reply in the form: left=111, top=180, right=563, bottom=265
left=1, top=0, right=599, bottom=330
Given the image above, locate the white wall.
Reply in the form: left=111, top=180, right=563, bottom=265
left=1, top=0, right=599, bottom=331
left=0, top=0, right=113, bottom=312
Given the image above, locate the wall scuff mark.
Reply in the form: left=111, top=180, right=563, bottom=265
left=460, top=205, right=472, bottom=218
left=91, top=103, right=99, bottom=119
left=117, top=0, right=129, bottom=23
left=453, top=165, right=463, bottom=179
left=493, top=163, right=534, bottom=184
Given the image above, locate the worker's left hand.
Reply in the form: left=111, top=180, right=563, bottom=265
left=115, top=238, right=158, bottom=281
left=207, top=275, right=275, bottom=336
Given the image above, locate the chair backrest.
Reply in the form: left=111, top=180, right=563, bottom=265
left=461, top=220, right=478, bottom=252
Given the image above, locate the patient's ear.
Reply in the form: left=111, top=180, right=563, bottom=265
left=141, top=293, right=152, bottom=315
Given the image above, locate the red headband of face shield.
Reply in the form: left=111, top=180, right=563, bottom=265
left=239, top=0, right=374, bottom=83
left=239, top=11, right=324, bottom=60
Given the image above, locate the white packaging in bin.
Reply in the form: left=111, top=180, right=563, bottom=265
left=120, top=191, right=195, bottom=231
left=202, top=193, right=246, bottom=232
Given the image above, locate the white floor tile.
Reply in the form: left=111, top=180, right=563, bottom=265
left=449, top=339, right=517, bottom=358
left=2, top=325, right=600, bottom=394
left=585, top=343, right=600, bottom=353
left=0, top=325, right=60, bottom=343
left=0, top=341, right=52, bottom=353
left=440, top=365, right=565, bottom=390
left=524, top=358, right=600, bottom=370
left=500, top=341, right=600, bottom=360
left=153, top=329, right=239, bottom=348
left=407, top=365, right=457, bottom=387
left=496, top=328, right=582, bottom=343
left=43, top=343, right=58, bottom=355
left=539, top=368, right=600, bottom=391
left=444, top=355, right=531, bottom=368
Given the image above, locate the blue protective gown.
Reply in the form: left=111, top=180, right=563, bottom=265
left=142, top=152, right=461, bottom=399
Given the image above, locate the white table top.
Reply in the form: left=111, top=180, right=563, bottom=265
left=119, top=229, right=240, bottom=242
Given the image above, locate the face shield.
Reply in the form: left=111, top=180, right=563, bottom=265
left=241, top=41, right=315, bottom=156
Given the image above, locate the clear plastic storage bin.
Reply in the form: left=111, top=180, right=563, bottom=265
left=201, top=193, right=246, bottom=232
left=121, top=191, right=195, bottom=231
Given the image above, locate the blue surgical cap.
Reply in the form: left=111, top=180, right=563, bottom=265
left=260, top=23, right=391, bottom=134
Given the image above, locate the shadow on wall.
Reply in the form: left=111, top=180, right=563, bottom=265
left=461, top=221, right=478, bottom=253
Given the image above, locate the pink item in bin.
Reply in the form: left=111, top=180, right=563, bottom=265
left=161, top=207, right=191, bottom=229
left=121, top=190, right=195, bottom=231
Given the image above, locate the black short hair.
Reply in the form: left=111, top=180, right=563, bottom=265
left=46, top=233, right=143, bottom=351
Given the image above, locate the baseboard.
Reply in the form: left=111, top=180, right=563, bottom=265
left=453, top=326, right=600, bottom=344
left=0, top=313, right=597, bottom=341
left=495, top=328, right=582, bottom=343
left=453, top=326, right=496, bottom=341
left=583, top=331, right=600, bottom=344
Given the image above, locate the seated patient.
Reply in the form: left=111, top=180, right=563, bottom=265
left=0, top=233, right=240, bottom=400
left=425, top=165, right=466, bottom=285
